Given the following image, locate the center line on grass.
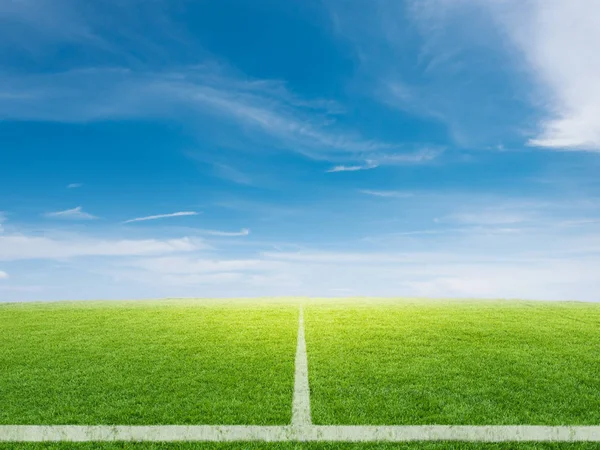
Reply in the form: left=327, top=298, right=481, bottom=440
left=291, top=306, right=311, bottom=428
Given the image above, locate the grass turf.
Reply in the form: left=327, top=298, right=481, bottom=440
left=0, top=300, right=298, bottom=425
left=305, top=299, right=600, bottom=425
left=2, top=442, right=600, bottom=449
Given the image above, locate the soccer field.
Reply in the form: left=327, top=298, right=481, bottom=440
left=1, top=298, right=599, bottom=449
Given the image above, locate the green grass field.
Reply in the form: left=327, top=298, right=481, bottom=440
left=306, top=300, right=600, bottom=425
left=0, top=300, right=298, bottom=425
left=1, top=298, right=600, bottom=450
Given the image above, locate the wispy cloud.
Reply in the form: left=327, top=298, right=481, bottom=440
left=0, top=270, right=8, bottom=279
left=559, top=218, right=600, bottom=227
left=441, top=212, right=529, bottom=226
left=125, top=255, right=276, bottom=276
left=374, top=148, right=442, bottom=164
left=326, top=160, right=379, bottom=173
left=212, top=164, right=253, bottom=186
left=359, top=189, right=413, bottom=198
left=0, top=284, right=44, bottom=293
left=0, top=0, right=195, bottom=68
left=438, top=204, right=535, bottom=226
left=44, top=206, right=98, bottom=220
left=0, top=0, right=99, bottom=49
left=0, top=234, right=204, bottom=261
left=200, top=228, right=250, bottom=237
left=67, top=183, right=83, bottom=188
left=0, top=66, right=398, bottom=162
left=0, top=0, right=447, bottom=164
left=328, top=0, right=547, bottom=147
left=325, top=147, right=441, bottom=172
left=123, top=211, right=200, bottom=224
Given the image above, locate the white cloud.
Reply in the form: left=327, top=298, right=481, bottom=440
left=99, top=255, right=294, bottom=290
left=123, top=211, right=199, bottom=224
left=474, top=0, right=600, bottom=151
left=326, top=160, right=379, bottom=173
left=360, top=189, right=413, bottom=198
left=409, top=0, right=600, bottom=151
left=255, top=226, right=600, bottom=301
left=67, top=183, right=82, bottom=188
left=0, top=234, right=204, bottom=261
left=44, top=206, right=98, bottom=220
left=200, top=228, right=250, bottom=237
left=0, top=270, right=8, bottom=279
left=516, top=4, right=600, bottom=150
left=3, top=214, right=600, bottom=300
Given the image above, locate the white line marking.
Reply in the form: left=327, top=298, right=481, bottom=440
left=1, top=425, right=600, bottom=442
left=0, top=426, right=292, bottom=442
left=291, top=306, right=311, bottom=428
left=306, top=426, right=600, bottom=442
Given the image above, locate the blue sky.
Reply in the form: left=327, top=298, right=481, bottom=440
left=2, top=0, right=600, bottom=301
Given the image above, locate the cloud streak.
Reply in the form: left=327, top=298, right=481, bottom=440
left=44, top=206, right=97, bottom=220
left=0, top=234, right=204, bottom=261
left=200, top=228, right=250, bottom=237
left=326, top=160, right=379, bottom=173
left=360, top=189, right=413, bottom=198
left=325, top=147, right=440, bottom=172
left=123, top=211, right=199, bottom=224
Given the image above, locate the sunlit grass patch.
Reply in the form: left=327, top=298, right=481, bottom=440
left=0, top=299, right=298, bottom=425
left=306, top=299, right=600, bottom=425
